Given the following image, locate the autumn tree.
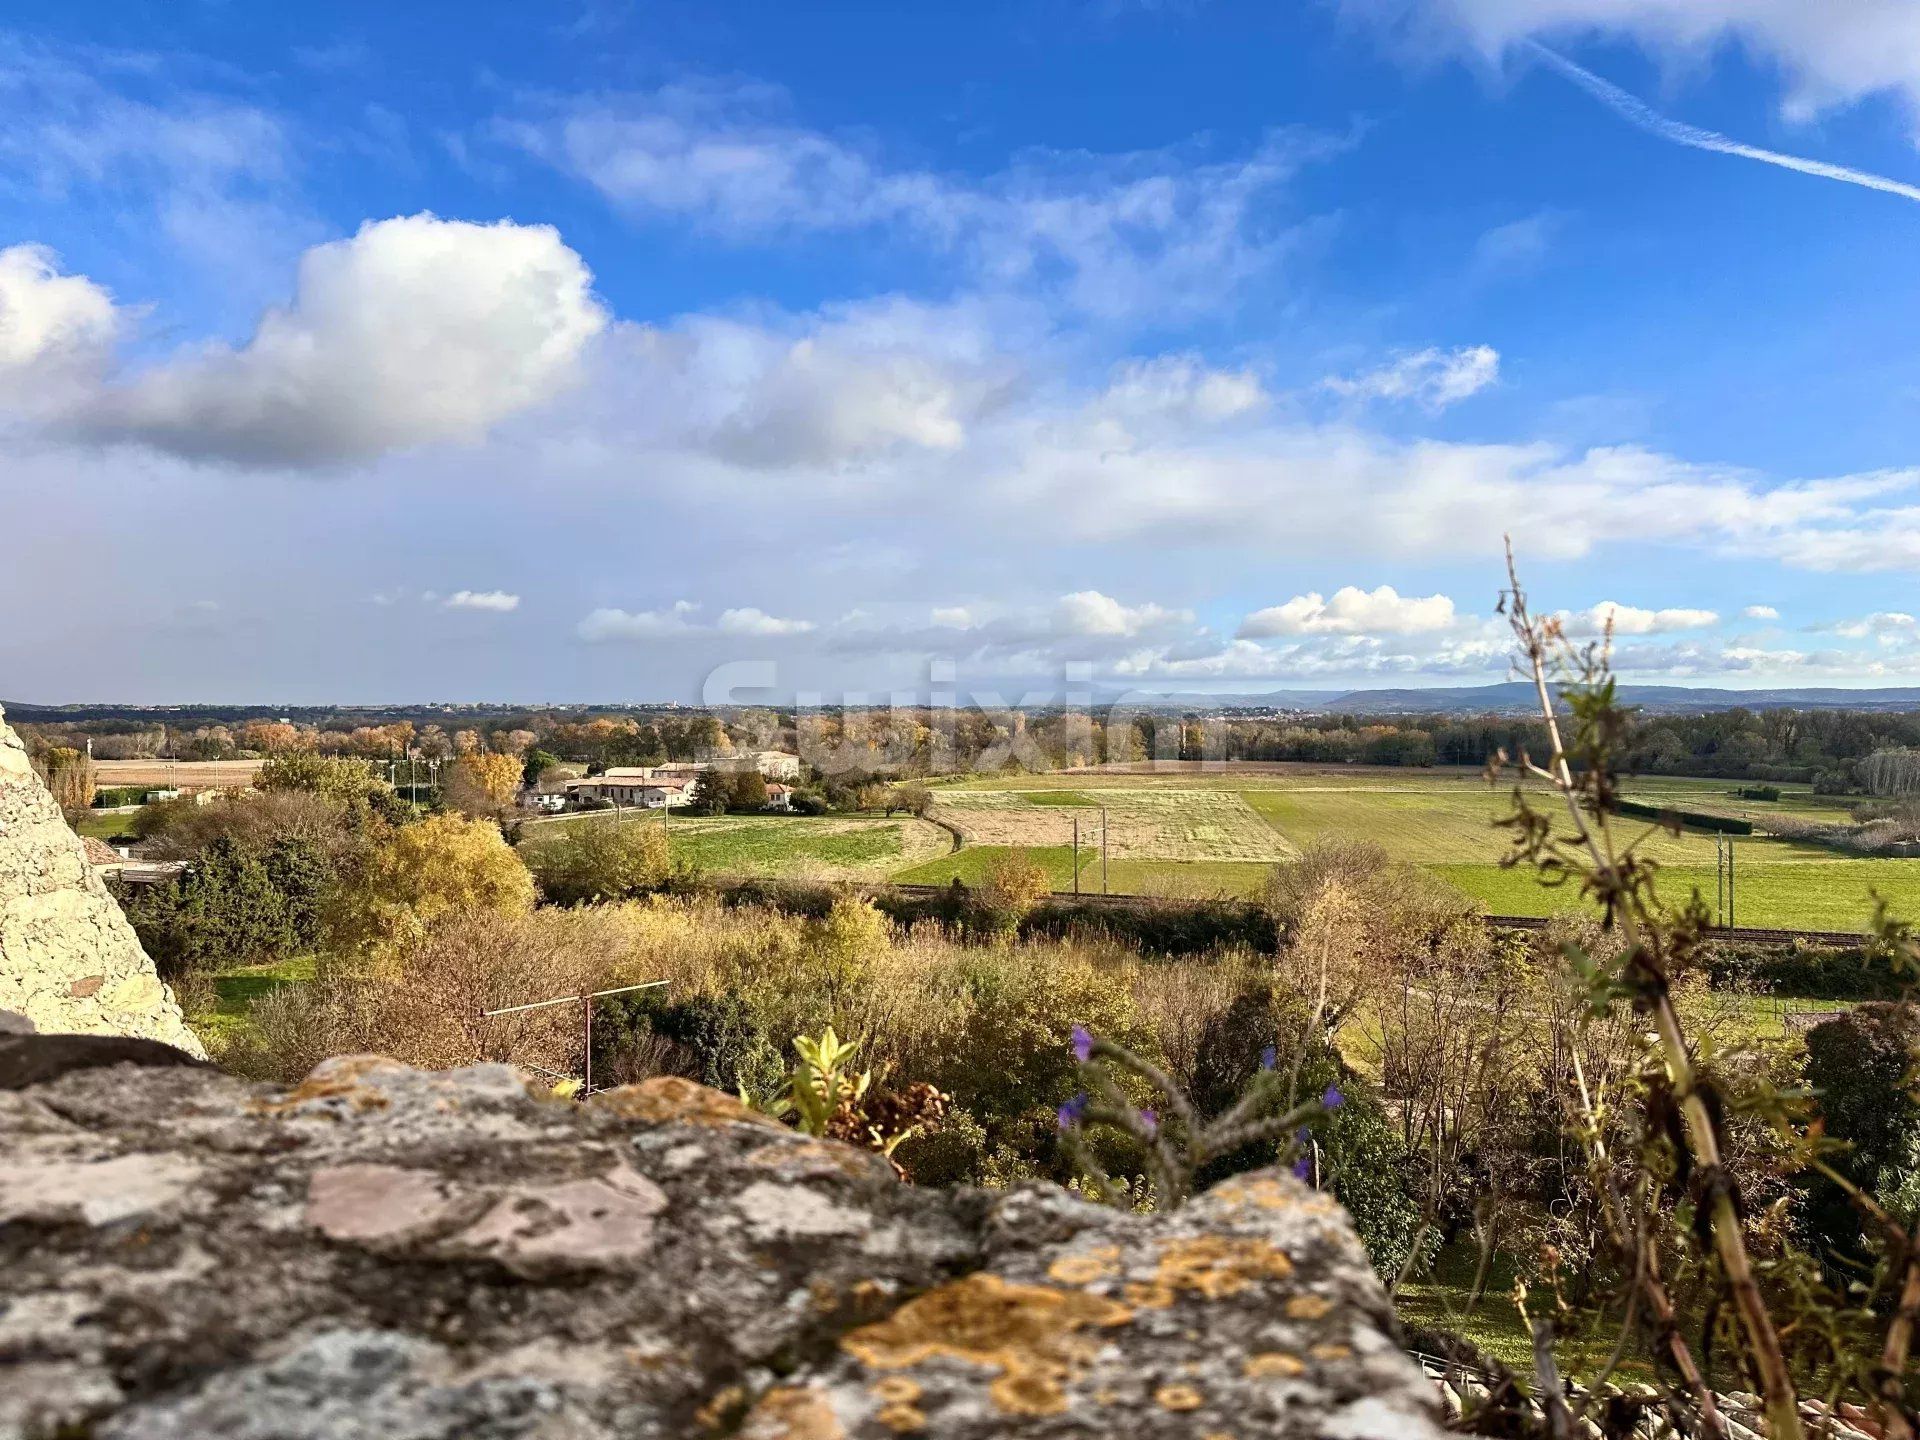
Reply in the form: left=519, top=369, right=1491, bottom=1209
left=325, top=812, right=535, bottom=954
left=42, top=747, right=95, bottom=814
left=442, top=752, right=522, bottom=816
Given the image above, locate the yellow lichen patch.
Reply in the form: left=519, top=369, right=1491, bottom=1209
left=876, top=1403, right=927, bottom=1433
left=1309, top=1342, right=1352, bottom=1361
left=590, top=1076, right=782, bottom=1129
left=1155, top=1384, right=1204, bottom=1411
left=871, top=1377, right=922, bottom=1405
left=1150, top=1234, right=1293, bottom=1301
left=254, top=1054, right=399, bottom=1114
left=1047, top=1245, right=1121, bottom=1286
left=841, top=1273, right=1133, bottom=1417
left=737, top=1385, right=845, bottom=1440
left=1209, top=1177, right=1297, bottom=1211
left=1285, top=1294, right=1333, bottom=1320
left=1244, top=1352, right=1307, bottom=1379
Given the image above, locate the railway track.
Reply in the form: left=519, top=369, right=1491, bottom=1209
left=877, top=883, right=1865, bottom=946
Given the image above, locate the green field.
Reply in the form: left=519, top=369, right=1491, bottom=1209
left=911, top=766, right=1919, bottom=932
left=533, top=812, right=953, bottom=881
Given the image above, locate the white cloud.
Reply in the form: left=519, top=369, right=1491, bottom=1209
left=1052, top=590, right=1192, bottom=638
left=1347, top=0, right=1920, bottom=136
left=1562, top=600, right=1719, bottom=636
left=576, top=600, right=700, bottom=641
left=1741, top=604, right=1780, bottom=620
left=83, top=214, right=607, bottom=465
left=0, top=244, right=119, bottom=376
left=1097, top=355, right=1267, bottom=424
left=514, top=84, right=1338, bottom=318
left=1239, top=585, right=1458, bottom=637
left=1322, top=345, right=1499, bottom=410
left=1831, top=611, right=1918, bottom=639
left=717, top=607, right=815, bottom=636
left=626, top=300, right=1011, bottom=469
left=932, top=606, right=976, bottom=628
left=443, top=590, right=520, bottom=612
left=576, top=600, right=813, bottom=641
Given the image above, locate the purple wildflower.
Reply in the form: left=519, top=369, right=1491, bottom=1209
left=1139, top=1108, right=1158, bottom=1137
left=1322, top=1085, right=1344, bottom=1111
left=1259, top=1044, right=1277, bottom=1071
left=1071, top=1025, right=1093, bottom=1062
left=1291, top=1154, right=1313, bottom=1181
left=1056, top=1093, right=1088, bottom=1130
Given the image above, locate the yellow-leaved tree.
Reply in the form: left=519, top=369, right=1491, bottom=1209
left=326, top=812, right=535, bottom=955
left=443, top=752, right=522, bottom=816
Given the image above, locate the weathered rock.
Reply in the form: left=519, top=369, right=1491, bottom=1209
left=0, top=704, right=203, bottom=1056
left=0, top=1044, right=1446, bottom=1439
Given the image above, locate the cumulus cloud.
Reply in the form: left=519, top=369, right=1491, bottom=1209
left=1238, top=585, right=1458, bottom=637
left=0, top=244, right=119, bottom=413
left=576, top=601, right=701, bottom=641
left=1322, top=345, right=1499, bottom=410
left=82, top=214, right=607, bottom=466
left=1831, top=611, right=1919, bottom=639
left=1561, top=600, right=1719, bottom=636
left=1052, top=590, right=1192, bottom=637
left=931, top=606, right=976, bottom=628
left=717, top=607, right=815, bottom=636
left=1742, top=604, right=1781, bottom=620
left=577, top=600, right=813, bottom=642
left=443, top=590, right=520, bottom=612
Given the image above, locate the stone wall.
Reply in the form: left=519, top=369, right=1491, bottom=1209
left=0, top=1043, right=1446, bottom=1439
left=0, top=704, right=203, bottom=1056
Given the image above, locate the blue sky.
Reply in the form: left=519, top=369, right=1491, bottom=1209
left=3, top=0, right=1920, bottom=703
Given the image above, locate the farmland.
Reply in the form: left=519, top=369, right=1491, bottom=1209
left=530, top=811, right=952, bottom=882
left=891, top=764, right=1920, bottom=931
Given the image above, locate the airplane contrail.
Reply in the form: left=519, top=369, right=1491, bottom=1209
left=1527, top=41, right=1920, bottom=206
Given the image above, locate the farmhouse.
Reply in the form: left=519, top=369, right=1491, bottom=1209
left=564, top=772, right=694, bottom=809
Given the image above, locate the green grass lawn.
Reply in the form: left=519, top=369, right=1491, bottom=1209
left=192, top=955, right=315, bottom=1047
left=894, top=843, right=1088, bottom=889
left=1431, top=858, right=1920, bottom=931
left=662, top=814, right=948, bottom=879
left=74, top=809, right=141, bottom=842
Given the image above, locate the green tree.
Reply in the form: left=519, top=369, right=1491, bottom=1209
left=688, top=768, right=732, bottom=816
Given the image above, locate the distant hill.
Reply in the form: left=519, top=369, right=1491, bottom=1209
left=1222, top=682, right=1920, bottom=716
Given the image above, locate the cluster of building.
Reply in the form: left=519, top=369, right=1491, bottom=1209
left=557, top=750, right=802, bottom=812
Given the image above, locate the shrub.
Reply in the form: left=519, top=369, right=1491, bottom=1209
left=123, top=834, right=334, bottom=979
left=967, top=850, right=1050, bottom=938
left=1738, top=784, right=1783, bottom=801
left=523, top=818, right=670, bottom=906
left=1802, top=1003, right=1920, bottom=1267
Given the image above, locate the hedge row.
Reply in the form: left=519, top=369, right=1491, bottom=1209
left=705, top=877, right=1276, bottom=957
left=1612, top=798, right=1753, bottom=835
left=1704, top=941, right=1906, bottom=1000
